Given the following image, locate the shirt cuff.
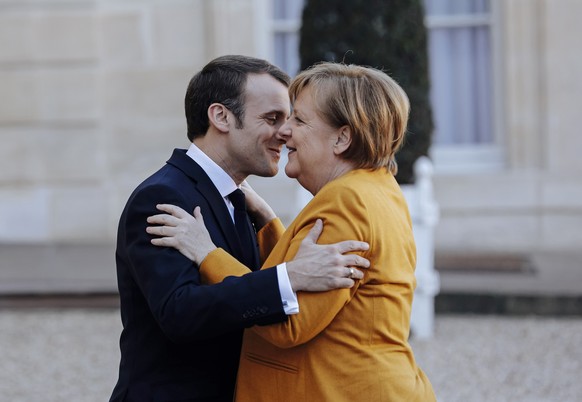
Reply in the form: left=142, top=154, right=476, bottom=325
left=276, top=262, right=299, bottom=315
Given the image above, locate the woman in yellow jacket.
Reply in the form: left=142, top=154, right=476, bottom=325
left=149, top=62, right=436, bottom=401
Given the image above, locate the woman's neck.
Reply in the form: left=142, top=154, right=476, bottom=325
left=307, top=160, right=356, bottom=195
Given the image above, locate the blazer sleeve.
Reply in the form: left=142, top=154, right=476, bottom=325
left=121, top=183, right=287, bottom=344
left=250, top=188, right=370, bottom=348
left=257, top=218, right=286, bottom=263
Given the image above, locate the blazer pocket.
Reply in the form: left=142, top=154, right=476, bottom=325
left=238, top=351, right=305, bottom=401
left=245, top=352, right=298, bottom=374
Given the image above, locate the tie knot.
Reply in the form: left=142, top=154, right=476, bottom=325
left=228, top=189, right=246, bottom=211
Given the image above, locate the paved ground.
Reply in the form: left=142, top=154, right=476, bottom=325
left=0, top=245, right=581, bottom=401
left=0, top=309, right=580, bottom=402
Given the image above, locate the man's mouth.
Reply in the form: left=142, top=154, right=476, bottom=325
left=268, top=147, right=281, bottom=158
left=287, top=146, right=296, bottom=154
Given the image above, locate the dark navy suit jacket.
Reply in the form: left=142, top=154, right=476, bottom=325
left=110, top=149, right=287, bottom=402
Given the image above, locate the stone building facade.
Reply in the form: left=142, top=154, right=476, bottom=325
left=1, top=0, right=581, bottom=254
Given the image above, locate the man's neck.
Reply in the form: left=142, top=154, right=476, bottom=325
left=193, top=137, right=245, bottom=185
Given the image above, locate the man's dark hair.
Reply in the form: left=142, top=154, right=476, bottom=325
left=185, top=55, right=291, bottom=141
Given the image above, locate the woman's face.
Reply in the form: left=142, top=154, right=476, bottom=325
left=280, top=86, right=342, bottom=194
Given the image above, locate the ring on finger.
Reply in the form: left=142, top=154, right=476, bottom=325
left=349, top=268, right=355, bottom=278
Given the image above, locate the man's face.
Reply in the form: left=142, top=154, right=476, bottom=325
left=226, top=73, right=290, bottom=180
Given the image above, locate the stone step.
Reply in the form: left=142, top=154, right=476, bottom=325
left=436, top=293, right=582, bottom=316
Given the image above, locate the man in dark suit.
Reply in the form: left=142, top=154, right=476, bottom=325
left=109, top=55, right=369, bottom=402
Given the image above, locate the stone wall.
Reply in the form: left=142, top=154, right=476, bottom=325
left=433, top=0, right=582, bottom=252
left=0, top=0, right=262, bottom=243
left=1, top=0, right=581, bottom=253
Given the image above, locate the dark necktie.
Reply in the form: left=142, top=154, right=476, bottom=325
left=228, top=189, right=258, bottom=270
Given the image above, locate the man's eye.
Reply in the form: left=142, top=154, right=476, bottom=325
left=265, top=116, right=278, bottom=125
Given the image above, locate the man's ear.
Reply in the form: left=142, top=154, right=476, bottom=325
left=333, top=125, right=352, bottom=155
left=208, top=103, right=230, bottom=133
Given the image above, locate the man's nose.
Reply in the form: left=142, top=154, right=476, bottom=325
left=276, top=121, right=291, bottom=141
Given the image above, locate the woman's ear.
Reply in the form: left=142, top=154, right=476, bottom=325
left=207, top=103, right=230, bottom=133
left=333, top=125, right=352, bottom=155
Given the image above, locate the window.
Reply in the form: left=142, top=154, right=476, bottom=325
left=267, top=0, right=503, bottom=172
left=424, top=0, right=503, bottom=172
left=270, top=0, right=304, bottom=76
left=425, top=0, right=493, bottom=146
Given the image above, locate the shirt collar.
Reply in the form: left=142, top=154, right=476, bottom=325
left=186, top=143, right=238, bottom=198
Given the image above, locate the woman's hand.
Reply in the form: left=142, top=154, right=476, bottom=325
left=146, top=205, right=216, bottom=265
left=241, top=181, right=276, bottom=230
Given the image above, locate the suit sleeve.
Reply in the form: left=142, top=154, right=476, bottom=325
left=121, top=183, right=287, bottom=343
left=250, top=189, right=370, bottom=348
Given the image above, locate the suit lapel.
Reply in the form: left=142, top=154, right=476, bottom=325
left=166, top=149, right=241, bottom=256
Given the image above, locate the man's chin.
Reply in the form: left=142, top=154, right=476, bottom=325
left=254, top=166, right=279, bottom=178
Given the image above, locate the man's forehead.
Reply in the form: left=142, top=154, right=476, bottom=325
left=245, top=73, right=288, bottom=91
left=244, top=74, right=290, bottom=112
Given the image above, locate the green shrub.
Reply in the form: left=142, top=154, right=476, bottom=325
left=300, top=0, right=433, bottom=183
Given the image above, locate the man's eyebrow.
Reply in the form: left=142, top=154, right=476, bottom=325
left=263, top=109, right=288, bottom=117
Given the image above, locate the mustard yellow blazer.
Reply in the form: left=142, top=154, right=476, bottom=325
left=201, top=168, right=436, bottom=402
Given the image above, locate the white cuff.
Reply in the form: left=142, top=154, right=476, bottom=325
left=276, top=262, right=299, bottom=315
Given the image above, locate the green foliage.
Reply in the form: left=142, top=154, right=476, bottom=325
left=300, top=0, right=433, bottom=183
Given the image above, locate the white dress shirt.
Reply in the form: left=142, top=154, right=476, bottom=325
left=186, top=143, right=298, bottom=314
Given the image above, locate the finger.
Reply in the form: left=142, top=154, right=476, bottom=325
left=332, top=278, right=357, bottom=289
left=302, top=219, right=323, bottom=245
left=346, top=255, right=370, bottom=269
left=193, top=206, right=204, bottom=223
left=146, top=213, right=180, bottom=226
left=346, top=267, right=365, bottom=280
left=155, top=204, right=189, bottom=218
left=146, top=225, right=175, bottom=237
left=240, top=180, right=252, bottom=191
left=151, top=237, right=177, bottom=247
left=335, top=240, right=370, bottom=254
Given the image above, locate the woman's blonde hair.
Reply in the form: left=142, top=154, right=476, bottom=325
left=289, top=62, right=410, bottom=174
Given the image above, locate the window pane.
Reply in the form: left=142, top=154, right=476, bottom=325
left=474, top=26, right=493, bottom=143
left=428, top=25, right=492, bottom=145
left=274, top=32, right=301, bottom=76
